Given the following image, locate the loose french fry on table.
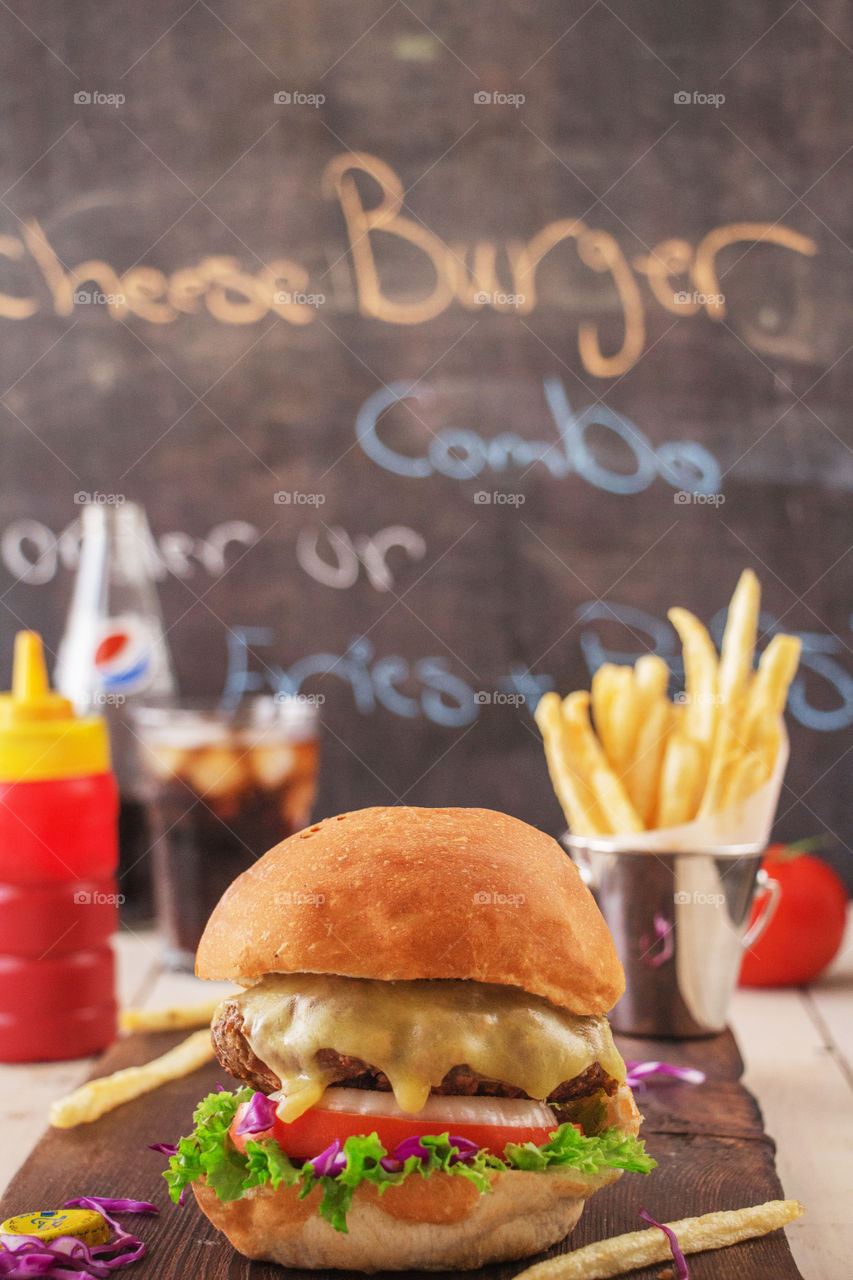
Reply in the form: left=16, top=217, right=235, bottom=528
left=514, top=1199, right=804, bottom=1280
left=562, top=692, right=643, bottom=833
left=50, top=1027, right=214, bottom=1128
left=534, top=693, right=608, bottom=836
left=120, top=996, right=227, bottom=1033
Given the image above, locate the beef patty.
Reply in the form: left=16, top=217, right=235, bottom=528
left=211, top=1000, right=619, bottom=1102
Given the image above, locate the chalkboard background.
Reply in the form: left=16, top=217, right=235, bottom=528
left=0, top=2, right=851, bottom=883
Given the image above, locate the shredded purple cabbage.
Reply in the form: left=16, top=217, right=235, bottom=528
left=306, top=1140, right=347, bottom=1177
left=445, top=1136, right=478, bottom=1162
left=147, top=1143, right=178, bottom=1157
left=0, top=1198, right=157, bottom=1280
left=389, top=1135, right=478, bottom=1164
left=0, top=1235, right=109, bottom=1279
left=316, top=1134, right=480, bottom=1178
left=234, top=1092, right=278, bottom=1136
left=625, top=1061, right=706, bottom=1089
left=389, top=1136, right=432, bottom=1163
left=63, top=1197, right=156, bottom=1218
left=639, top=1208, right=690, bottom=1278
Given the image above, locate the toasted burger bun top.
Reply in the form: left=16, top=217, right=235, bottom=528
left=196, top=806, right=624, bottom=1015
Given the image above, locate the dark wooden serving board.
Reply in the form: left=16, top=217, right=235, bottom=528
left=0, top=1029, right=803, bottom=1280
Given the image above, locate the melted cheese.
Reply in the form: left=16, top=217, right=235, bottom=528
left=232, top=974, right=625, bottom=1121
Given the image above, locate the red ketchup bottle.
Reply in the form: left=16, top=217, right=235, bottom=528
left=0, top=631, right=119, bottom=1061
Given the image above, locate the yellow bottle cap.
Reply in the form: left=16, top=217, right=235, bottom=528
left=0, top=1208, right=110, bottom=1246
left=0, top=632, right=111, bottom=781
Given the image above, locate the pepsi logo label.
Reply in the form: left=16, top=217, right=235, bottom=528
left=93, top=616, right=154, bottom=692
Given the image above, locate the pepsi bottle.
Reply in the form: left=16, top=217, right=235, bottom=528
left=55, top=502, right=177, bottom=921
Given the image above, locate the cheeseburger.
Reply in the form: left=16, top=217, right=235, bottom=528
left=165, top=807, right=655, bottom=1270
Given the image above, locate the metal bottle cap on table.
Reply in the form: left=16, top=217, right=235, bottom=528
left=0, top=1207, right=110, bottom=1246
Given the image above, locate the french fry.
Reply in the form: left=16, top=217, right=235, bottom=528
left=535, top=693, right=609, bottom=836
left=696, top=570, right=762, bottom=815
left=562, top=692, right=644, bottom=833
left=592, top=665, right=642, bottom=773
left=634, top=653, right=670, bottom=706
left=667, top=607, right=719, bottom=752
left=120, top=997, right=227, bottom=1033
left=748, top=709, right=782, bottom=777
left=590, top=664, right=624, bottom=769
left=606, top=669, right=641, bottom=774
left=589, top=768, right=638, bottom=833
left=623, top=656, right=673, bottom=826
left=50, top=1028, right=213, bottom=1128
left=623, top=696, right=672, bottom=827
left=718, top=567, right=761, bottom=703
left=514, top=1199, right=804, bottom=1280
left=701, top=630, right=799, bottom=815
left=697, top=692, right=748, bottom=818
left=720, top=752, right=769, bottom=810
left=745, top=634, right=802, bottom=744
left=656, top=732, right=703, bottom=828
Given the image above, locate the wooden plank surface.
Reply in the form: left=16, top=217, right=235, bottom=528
left=0, top=1024, right=804, bottom=1280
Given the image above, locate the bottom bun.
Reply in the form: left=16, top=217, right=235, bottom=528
left=193, top=1165, right=622, bottom=1271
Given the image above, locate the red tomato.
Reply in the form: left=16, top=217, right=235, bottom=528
left=230, top=1097, right=558, bottom=1160
left=739, top=843, right=848, bottom=987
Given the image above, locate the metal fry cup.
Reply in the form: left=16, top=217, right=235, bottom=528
left=563, top=835, right=780, bottom=1038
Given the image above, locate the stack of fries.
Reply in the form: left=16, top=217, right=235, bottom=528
left=535, top=570, right=801, bottom=835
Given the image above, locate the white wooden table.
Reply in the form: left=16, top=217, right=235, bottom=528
left=0, top=920, right=850, bottom=1280
left=727, top=918, right=853, bottom=1279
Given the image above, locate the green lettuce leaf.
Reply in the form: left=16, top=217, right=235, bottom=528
left=164, top=1090, right=656, bottom=1232
left=504, top=1122, right=657, bottom=1174
left=164, top=1086, right=255, bottom=1203
left=244, top=1137, right=301, bottom=1192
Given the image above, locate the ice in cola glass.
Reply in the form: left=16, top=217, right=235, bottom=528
left=133, top=696, right=320, bottom=969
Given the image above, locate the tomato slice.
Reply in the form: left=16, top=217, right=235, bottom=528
left=230, top=1089, right=560, bottom=1160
